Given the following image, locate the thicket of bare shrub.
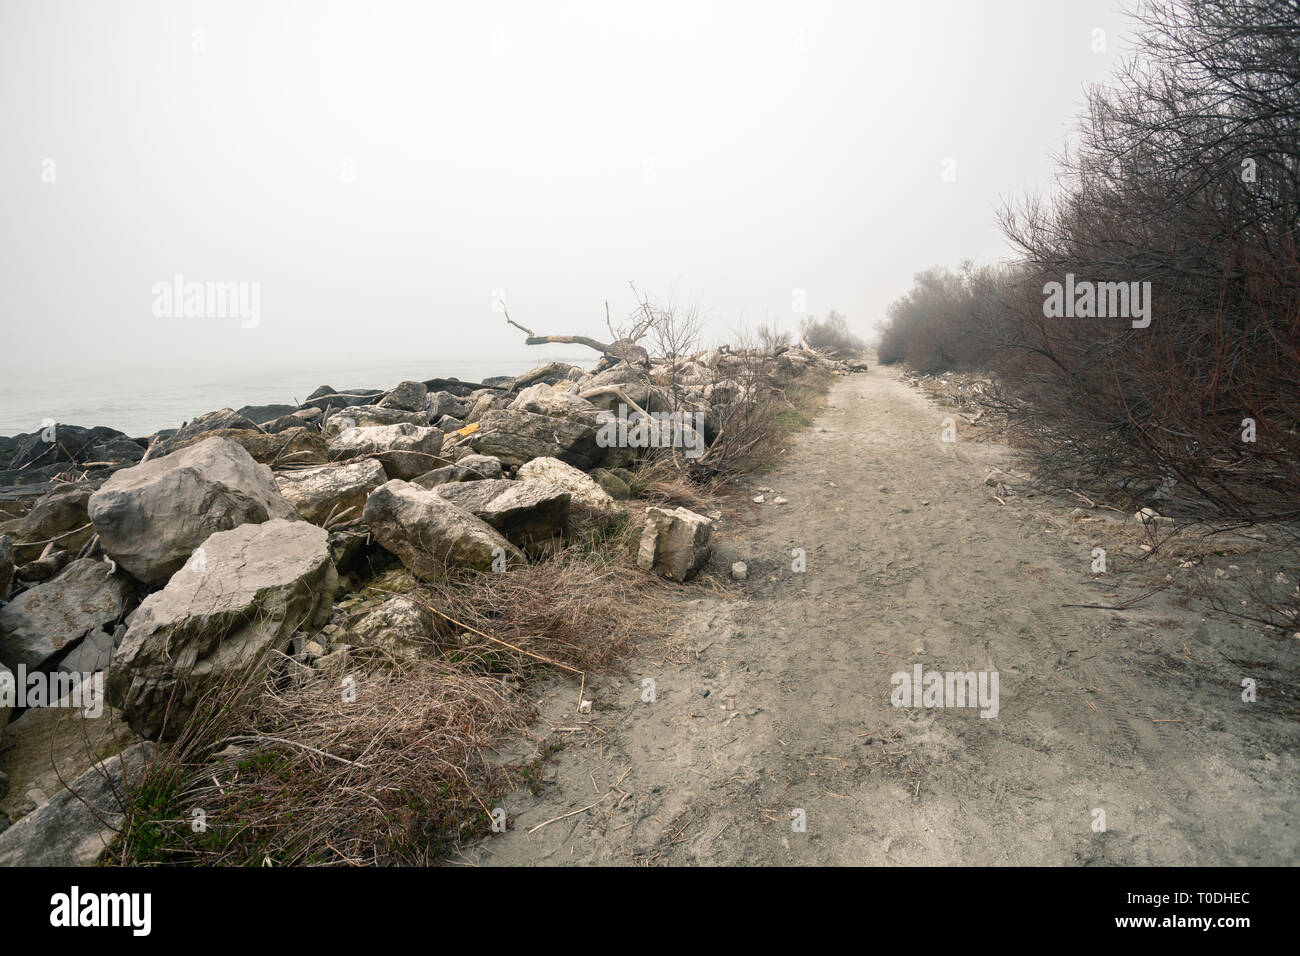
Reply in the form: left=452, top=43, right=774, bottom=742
left=799, top=311, right=866, bottom=355
left=880, top=0, right=1300, bottom=528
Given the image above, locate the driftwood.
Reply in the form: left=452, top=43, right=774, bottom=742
left=503, top=289, right=653, bottom=367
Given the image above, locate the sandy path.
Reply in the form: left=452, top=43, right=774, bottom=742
left=462, top=365, right=1298, bottom=866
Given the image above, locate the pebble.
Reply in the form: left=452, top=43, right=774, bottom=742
left=731, top=562, right=748, bottom=581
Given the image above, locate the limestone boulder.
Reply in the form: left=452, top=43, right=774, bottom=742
left=362, top=480, right=523, bottom=577
left=107, top=519, right=336, bottom=740
left=0, top=742, right=153, bottom=866
left=327, top=423, right=445, bottom=480
left=275, top=459, right=388, bottom=526
left=411, top=454, right=503, bottom=489
left=466, top=409, right=601, bottom=469
left=434, top=479, right=570, bottom=552
left=0, top=558, right=133, bottom=671
left=636, top=506, right=713, bottom=582
left=87, top=437, right=299, bottom=586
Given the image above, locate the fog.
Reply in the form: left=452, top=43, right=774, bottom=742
left=1, top=0, right=1130, bottom=391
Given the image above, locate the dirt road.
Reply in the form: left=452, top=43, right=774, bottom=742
left=462, top=365, right=1298, bottom=866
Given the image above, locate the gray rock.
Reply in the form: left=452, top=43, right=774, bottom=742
left=588, top=467, right=632, bottom=500
left=435, top=415, right=465, bottom=432
left=107, top=519, right=337, bottom=740
left=378, top=380, right=428, bottom=412
left=435, top=479, right=570, bottom=552
left=0, top=558, right=132, bottom=671
left=411, top=454, right=503, bottom=488
left=322, top=405, right=429, bottom=438
left=148, top=408, right=261, bottom=458
left=463, top=392, right=509, bottom=425
left=363, top=480, right=524, bottom=577
left=235, top=403, right=298, bottom=424
left=58, top=623, right=123, bottom=674
left=327, top=423, right=445, bottom=480
left=15, top=548, right=70, bottom=583
left=0, top=535, right=12, bottom=600
left=6, top=424, right=129, bottom=470
left=88, top=437, right=299, bottom=586
left=150, top=427, right=328, bottom=466
left=467, top=409, right=601, bottom=469
left=0, top=482, right=97, bottom=564
left=0, top=662, right=11, bottom=742
left=511, top=362, right=585, bottom=390
left=0, top=742, right=153, bottom=866
left=516, top=457, right=621, bottom=524
left=85, top=438, right=145, bottom=464
left=508, top=383, right=600, bottom=422
left=731, top=561, right=748, bottom=581
left=636, top=506, right=713, bottom=582
left=426, top=391, right=471, bottom=421
left=302, top=387, right=382, bottom=414
left=275, top=459, right=388, bottom=526
left=346, top=595, right=441, bottom=660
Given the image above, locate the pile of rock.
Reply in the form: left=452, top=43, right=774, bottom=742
left=0, top=348, right=864, bottom=861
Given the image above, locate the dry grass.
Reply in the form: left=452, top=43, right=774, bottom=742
left=113, top=519, right=694, bottom=866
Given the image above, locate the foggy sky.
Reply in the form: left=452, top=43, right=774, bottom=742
left=1, top=0, right=1131, bottom=386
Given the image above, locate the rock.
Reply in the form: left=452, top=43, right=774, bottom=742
left=15, top=548, right=70, bottom=583
left=731, top=561, right=748, bottom=580
left=327, top=423, right=445, bottom=480
left=636, top=506, right=713, bottom=582
left=0, top=535, right=12, bottom=600
left=434, top=479, right=570, bottom=552
left=260, top=413, right=314, bottom=434
left=302, top=386, right=382, bottom=414
left=147, top=408, right=261, bottom=457
left=88, top=437, right=299, bottom=586
left=378, top=380, right=428, bottom=412
left=463, top=392, right=509, bottom=424
left=511, top=362, right=585, bottom=390
left=0, top=674, right=138, bottom=822
left=0, top=558, right=133, bottom=671
left=426, top=391, right=471, bottom=421
left=153, top=427, right=328, bottom=466
left=235, top=403, right=298, bottom=424
left=516, top=457, right=621, bottom=524
left=108, top=519, right=337, bottom=739
left=411, top=454, right=504, bottom=488
left=508, top=383, right=600, bottom=422
left=58, top=623, right=123, bottom=674
left=466, top=412, right=602, bottom=470
left=6, top=424, right=129, bottom=470
left=0, top=662, right=10, bottom=741
left=0, top=483, right=97, bottom=564
left=1135, top=507, right=1174, bottom=527
left=435, top=415, right=465, bottom=432
left=322, top=405, right=429, bottom=437
left=346, top=596, right=441, bottom=660
left=588, top=467, right=632, bottom=500
left=0, top=742, right=153, bottom=866
left=362, top=480, right=524, bottom=577
left=85, top=438, right=146, bottom=464
left=275, top=459, right=388, bottom=526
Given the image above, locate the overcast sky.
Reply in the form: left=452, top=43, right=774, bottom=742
left=1, top=0, right=1133, bottom=388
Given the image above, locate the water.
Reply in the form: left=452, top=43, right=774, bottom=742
left=0, top=354, right=593, bottom=438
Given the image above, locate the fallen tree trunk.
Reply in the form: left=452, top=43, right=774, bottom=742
left=524, top=335, right=649, bottom=367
